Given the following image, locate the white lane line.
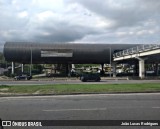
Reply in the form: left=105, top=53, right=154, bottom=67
left=152, top=107, right=160, bottom=109
left=43, top=108, right=107, bottom=112
left=0, top=100, right=8, bottom=103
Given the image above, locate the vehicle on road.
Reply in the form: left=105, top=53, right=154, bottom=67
left=14, top=75, right=32, bottom=80
left=80, top=73, right=101, bottom=82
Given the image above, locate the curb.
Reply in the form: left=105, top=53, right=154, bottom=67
left=0, top=91, right=160, bottom=97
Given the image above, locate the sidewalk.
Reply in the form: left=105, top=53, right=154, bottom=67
left=0, top=76, right=128, bottom=81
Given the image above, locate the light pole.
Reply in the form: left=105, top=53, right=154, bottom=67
left=109, top=47, right=111, bottom=77
left=30, top=47, right=32, bottom=76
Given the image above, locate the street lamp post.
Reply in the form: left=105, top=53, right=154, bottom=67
left=30, top=47, right=32, bottom=76
left=109, top=47, right=111, bottom=77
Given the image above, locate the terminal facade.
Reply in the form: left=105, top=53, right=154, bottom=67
left=3, top=42, right=160, bottom=78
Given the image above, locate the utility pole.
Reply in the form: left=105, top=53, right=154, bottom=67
left=30, top=47, right=32, bottom=76
left=109, top=47, right=111, bottom=77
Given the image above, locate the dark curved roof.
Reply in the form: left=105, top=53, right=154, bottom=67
left=3, top=42, right=138, bottom=64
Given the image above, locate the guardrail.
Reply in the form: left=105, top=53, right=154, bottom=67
left=113, top=44, right=160, bottom=58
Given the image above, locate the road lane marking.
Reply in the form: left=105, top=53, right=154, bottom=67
left=152, top=107, right=160, bottom=109
left=0, top=100, right=8, bottom=103
left=43, top=108, right=107, bottom=112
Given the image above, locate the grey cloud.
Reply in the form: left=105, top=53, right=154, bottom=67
left=31, top=21, right=99, bottom=42
left=0, top=0, right=100, bottom=44
left=139, top=0, right=160, bottom=10
left=0, top=0, right=160, bottom=51
left=67, top=0, right=160, bottom=28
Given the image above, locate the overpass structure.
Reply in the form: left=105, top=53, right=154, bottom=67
left=113, top=44, right=160, bottom=78
left=5, top=42, right=160, bottom=78
left=4, top=42, right=138, bottom=75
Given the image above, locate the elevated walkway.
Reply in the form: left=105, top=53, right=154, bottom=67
left=113, top=44, right=160, bottom=61
left=113, top=44, right=160, bottom=79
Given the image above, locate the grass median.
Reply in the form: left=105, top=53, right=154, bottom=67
left=0, top=83, right=160, bottom=95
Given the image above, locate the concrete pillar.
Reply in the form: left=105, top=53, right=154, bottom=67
left=139, top=60, right=145, bottom=79
left=65, top=63, right=71, bottom=77
left=112, top=62, right=117, bottom=77
left=101, top=63, right=104, bottom=75
left=65, top=64, right=68, bottom=76
left=11, top=62, right=15, bottom=75
left=21, top=64, right=24, bottom=73
left=53, top=64, right=56, bottom=74
left=68, top=64, right=72, bottom=77
left=135, top=61, right=139, bottom=76
left=101, top=64, right=104, bottom=70
left=135, top=57, right=146, bottom=79
left=52, top=64, right=56, bottom=74
left=72, top=64, right=75, bottom=69
left=155, top=63, right=159, bottom=76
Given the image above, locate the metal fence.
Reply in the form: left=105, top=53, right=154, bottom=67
left=113, top=44, right=160, bottom=58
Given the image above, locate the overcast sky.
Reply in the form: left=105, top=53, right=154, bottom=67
left=0, top=0, right=160, bottom=51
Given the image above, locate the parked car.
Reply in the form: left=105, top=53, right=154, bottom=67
left=14, top=75, right=32, bottom=80
left=80, top=73, right=101, bottom=82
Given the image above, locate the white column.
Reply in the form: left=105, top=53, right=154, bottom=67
left=21, top=64, right=24, bottom=73
left=135, top=57, right=146, bottom=79
left=155, top=63, right=159, bottom=76
left=71, top=64, right=75, bottom=69
left=139, top=60, right=145, bottom=79
left=11, top=62, right=15, bottom=75
left=112, top=62, right=117, bottom=77
left=68, top=64, right=71, bottom=77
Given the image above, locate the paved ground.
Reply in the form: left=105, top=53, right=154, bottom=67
left=0, top=93, right=160, bottom=129
left=1, top=79, right=160, bottom=85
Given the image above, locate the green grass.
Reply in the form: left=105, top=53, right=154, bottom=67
left=0, top=83, right=160, bottom=95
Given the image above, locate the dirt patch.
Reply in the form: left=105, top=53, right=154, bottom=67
left=0, top=88, right=9, bottom=91
left=33, top=90, right=40, bottom=94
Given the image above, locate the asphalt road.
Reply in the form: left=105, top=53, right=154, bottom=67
left=1, top=79, right=160, bottom=85
left=0, top=93, right=160, bottom=129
